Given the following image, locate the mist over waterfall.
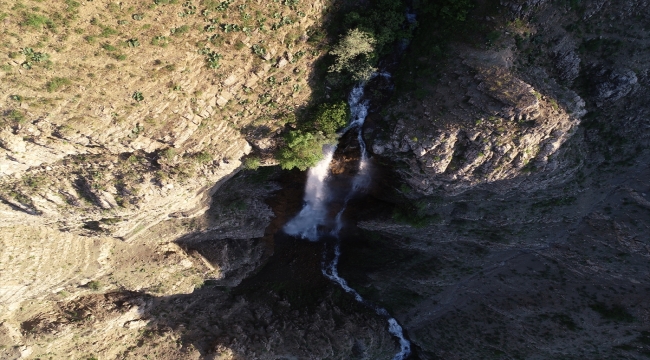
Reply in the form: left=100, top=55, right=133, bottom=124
left=283, top=79, right=412, bottom=360
left=282, top=145, right=337, bottom=241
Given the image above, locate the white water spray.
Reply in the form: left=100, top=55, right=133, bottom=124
left=284, top=79, right=411, bottom=360
left=283, top=145, right=337, bottom=241
left=282, top=82, right=370, bottom=239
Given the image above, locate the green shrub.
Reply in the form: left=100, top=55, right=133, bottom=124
left=201, top=50, right=222, bottom=69
left=160, top=147, right=176, bottom=161
left=244, top=157, right=261, bottom=170
left=132, top=91, right=144, bottom=102
left=252, top=43, right=266, bottom=58
left=151, top=35, right=169, bottom=47
left=65, top=0, right=81, bottom=12
left=276, top=130, right=331, bottom=170
left=87, top=281, right=101, bottom=291
left=23, top=175, right=46, bottom=189
left=101, top=42, right=116, bottom=51
left=337, top=0, right=409, bottom=57
left=22, top=13, right=52, bottom=29
left=313, top=101, right=349, bottom=134
left=170, top=25, right=189, bottom=35
left=100, top=26, right=118, bottom=37
left=46, top=77, right=71, bottom=92
left=193, top=151, right=213, bottom=164
left=486, top=30, right=500, bottom=45
left=307, top=27, right=326, bottom=44
left=20, top=47, right=49, bottom=69
left=328, top=28, right=377, bottom=81
left=6, top=109, right=26, bottom=123
left=210, top=0, right=232, bottom=12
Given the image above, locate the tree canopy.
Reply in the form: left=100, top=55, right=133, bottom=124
left=328, top=29, right=377, bottom=81
left=312, top=101, right=349, bottom=134
left=276, top=130, right=332, bottom=171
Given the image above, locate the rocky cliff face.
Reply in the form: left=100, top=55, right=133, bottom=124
left=370, top=0, right=648, bottom=196
left=353, top=0, right=650, bottom=358
left=0, top=0, right=326, bottom=238
left=372, top=50, right=585, bottom=195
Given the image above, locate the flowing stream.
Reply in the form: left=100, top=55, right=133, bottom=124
left=283, top=80, right=412, bottom=360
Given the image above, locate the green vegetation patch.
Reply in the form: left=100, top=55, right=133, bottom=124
left=151, top=35, right=169, bottom=47
left=273, top=0, right=428, bottom=170
left=20, top=47, right=49, bottom=69
left=312, top=101, right=349, bottom=134
left=329, top=28, right=377, bottom=81
left=276, top=131, right=332, bottom=170
left=86, top=280, right=101, bottom=291
left=244, top=157, right=261, bottom=170
left=101, top=42, right=117, bottom=51
left=275, top=100, right=349, bottom=171
left=170, top=24, right=189, bottom=36
left=46, top=77, right=72, bottom=92
left=22, top=13, right=53, bottom=29
left=193, top=151, right=213, bottom=164
left=2, top=109, right=27, bottom=125
left=132, top=91, right=144, bottom=102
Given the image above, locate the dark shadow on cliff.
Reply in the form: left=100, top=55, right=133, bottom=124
left=129, top=161, right=411, bottom=359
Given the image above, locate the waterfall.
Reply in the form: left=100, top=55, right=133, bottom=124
left=284, top=80, right=412, bottom=360
left=283, top=144, right=337, bottom=241
left=282, top=82, right=369, bottom=240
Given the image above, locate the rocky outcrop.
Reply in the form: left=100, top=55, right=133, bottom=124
left=20, top=291, right=152, bottom=336
left=371, top=0, right=649, bottom=196
left=552, top=35, right=581, bottom=84
left=592, top=67, right=639, bottom=107
left=499, top=0, right=549, bottom=17
left=373, top=50, right=584, bottom=195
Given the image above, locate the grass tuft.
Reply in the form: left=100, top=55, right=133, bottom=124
left=46, top=77, right=72, bottom=92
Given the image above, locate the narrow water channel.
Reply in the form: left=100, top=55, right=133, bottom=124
left=282, top=79, right=412, bottom=360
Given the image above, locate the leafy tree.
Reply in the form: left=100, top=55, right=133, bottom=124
left=436, top=0, right=473, bottom=22
left=341, top=0, right=408, bottom=56
left=313, top=101, right=349, bottom=134
left=328, top=28, right=377, bottom=81
left=276, top=130, right=331, bottom=170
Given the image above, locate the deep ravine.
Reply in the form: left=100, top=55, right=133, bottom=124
left=283, top=80, right=412, bottom=360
